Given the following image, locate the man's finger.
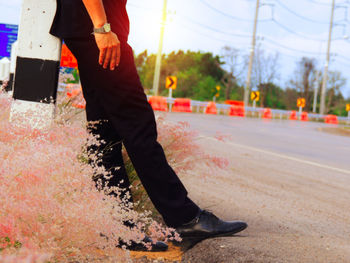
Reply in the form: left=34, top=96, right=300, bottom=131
left=103, top=46, right=112, bottom=69
left=110, top=45, right=117, bottom=70
left=116, top=44, right=121, bottom=67
left=99, top=47, right=106, bottom=65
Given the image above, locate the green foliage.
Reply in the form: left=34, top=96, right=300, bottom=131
left=134, top=50, right=348, bottom=113
left=136, top=50, right=226, bottom=99
left=259, top=83, right=287, bottom=109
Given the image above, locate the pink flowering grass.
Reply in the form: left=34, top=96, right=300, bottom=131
left=0, top=89, right=229, bottom=262
left=0, top=92, right=176, bottom=262
left=156, top=117, right=229, bottom=175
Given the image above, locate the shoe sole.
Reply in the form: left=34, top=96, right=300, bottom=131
left=173, top=224, right=248, bottom=251
left=126, top=244, right=169, bottom=252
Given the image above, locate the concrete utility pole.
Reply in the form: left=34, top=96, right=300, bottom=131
left=152, top=0, right=168, bottom=96
left=312, top=71, right=320, bottom=113
left=10, top=0, right=61, bottom=129
left=320, top=0, right=335, bottom=115
left=244, top=0, right=260, bottom=107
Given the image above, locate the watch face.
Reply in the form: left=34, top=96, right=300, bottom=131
left=104, top=23, right=111, bottom=32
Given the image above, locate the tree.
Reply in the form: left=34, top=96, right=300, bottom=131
left=135, top=50, right=224, bottom=100
left=221, top=46, right=245, bottom=100
left=283, top=87, right=299, bottom=110
left=252, top=44, right=280, bottom=107
left=289, top=57, right=317, bottom=111
left=325, top=71, right=346, bottom=115
left=260, top=83, right=286, bottom=109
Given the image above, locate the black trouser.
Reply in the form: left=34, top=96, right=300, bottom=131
left=64, top=36, right=199, bottom=227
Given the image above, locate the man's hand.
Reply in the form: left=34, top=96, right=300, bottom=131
left=94, top=32, right=120, bottom=70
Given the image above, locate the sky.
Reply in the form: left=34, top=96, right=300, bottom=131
left=1, top=0, right=350, bottom=98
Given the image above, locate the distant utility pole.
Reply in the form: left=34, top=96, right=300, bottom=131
left=313, top=71, right=320, bottom=113
left=152, top=0, right=168, bottom=96
left=320, top=0, right=335, bottom=115
left=244, top=0, right=260, bottom=107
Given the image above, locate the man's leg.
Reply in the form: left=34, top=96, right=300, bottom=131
left=77, top=70, right=133, bottom=204
left=64, top=36, right=200, bottom=228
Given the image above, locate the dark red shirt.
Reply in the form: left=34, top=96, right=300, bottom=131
left=50, top=0, right=130, bottom=40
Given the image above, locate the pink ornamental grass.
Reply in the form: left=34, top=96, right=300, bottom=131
left=0, top=92, right=175, bottom=262
left=155, top=116, right=229, bottom=177
left=0, top=89, right=229, bottom=262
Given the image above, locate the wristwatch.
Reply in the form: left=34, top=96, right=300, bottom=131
left=93, top=23, right=111, bottom=34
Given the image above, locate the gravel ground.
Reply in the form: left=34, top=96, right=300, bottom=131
left=128, top=114, right=350, bottom=263
left=130, top=132, right=350, bottom=262
left=178, top=137, right=350, bottom=263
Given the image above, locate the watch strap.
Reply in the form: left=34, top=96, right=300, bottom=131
left=93, top=23, right=111, bottom=34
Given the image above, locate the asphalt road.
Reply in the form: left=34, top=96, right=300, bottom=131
left=165, top=113, right=350, bottom=173
left=159, top=113, right=350, bottom=263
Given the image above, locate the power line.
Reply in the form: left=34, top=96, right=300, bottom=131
left=263, top=36, right=326, bottom=55
left=176, top=20, right=251, bottom=47
left=305, top=0, right=333, bottom=6
left=128, top=2, right=329, bottom=56
left=305, top=0, right=350, bottom=6
left=127, top=2, right=350, bottom=63
left=177, top=14, right=252, bottom=39
left=128, top=2, right=253, bottom=39
left=275, top=0, right=329, bottom=24
left=198, top=0, right=270, bottom=22
left=270, top=18, right=327, bottom=41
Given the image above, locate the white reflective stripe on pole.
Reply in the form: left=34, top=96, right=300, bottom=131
left=10, top=0, right=61, bottom=129
left=0, top=57, right=10, bottom=81
left=10, top=41, right=18, bottom=74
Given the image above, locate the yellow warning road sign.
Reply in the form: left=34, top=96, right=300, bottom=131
left=215, top=85, right=221, bottom=97
left=250, top=91, right=260, bottom=102
left=166, top=76, right=177, bottom=90
left=346, top=104, right=350, bottom=112
left=297, top=98, right=306, bottom=108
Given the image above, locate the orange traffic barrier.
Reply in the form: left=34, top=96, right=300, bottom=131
left=66, top=84, right=86, bottom=109
left=172, top=98, right=192, bottom=113
left=148, top=96, right=168, bottom=112
left=263, top=108, right=272, bottom=119
left=301, top=112, right=309, bottom=121
left=226, top=100, right=245, bottom=117
left=205, top=102, right=217, bottom=114
left=229, top=105, right=245, bottom=117
left=325, top=114, right=338, bottom=124
left=289, top=110, right=298, bottom=120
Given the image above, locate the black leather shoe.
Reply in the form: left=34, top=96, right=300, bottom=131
left=175, top=210, right=247, bottom=250
left=118, top=236, right=168, bottom=252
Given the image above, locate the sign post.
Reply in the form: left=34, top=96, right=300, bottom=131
left=10, top=0, right=62, bottom=129
left=250, top=91, right=260, bottom=117
left=297, top=98, right=306, bottom=120
left=166, top=76, right=177, bottom=112
left=213, top=85, right=220, bottom=103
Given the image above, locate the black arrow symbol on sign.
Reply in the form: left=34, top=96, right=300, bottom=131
left=252, top=92, right=257, bottom=101
left=168, top=77, right=175, bottom=89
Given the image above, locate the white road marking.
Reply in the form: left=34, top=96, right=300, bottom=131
left=203, top=136, right=350, bottom=175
